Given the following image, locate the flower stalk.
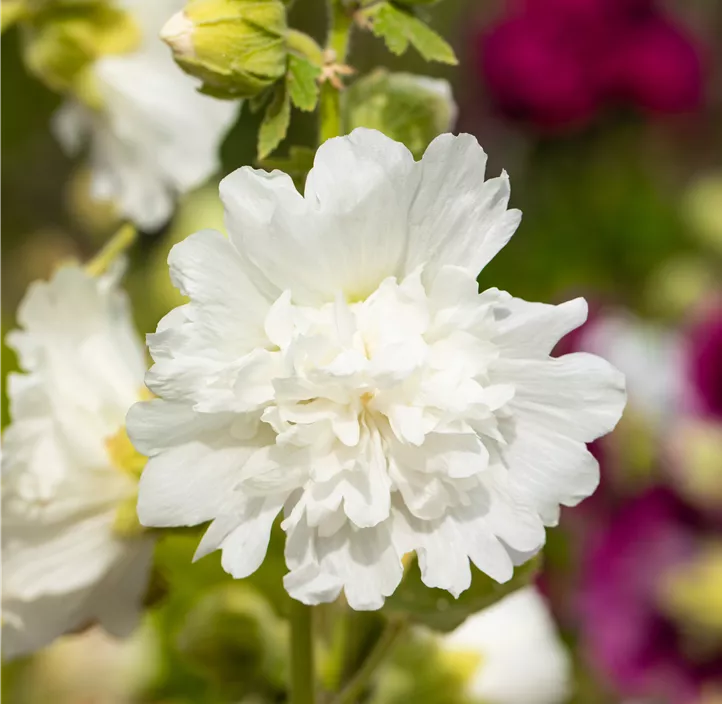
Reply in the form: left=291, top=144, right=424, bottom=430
left=290, top=599, right=316, bottom=704
left=319, top=0, right=354, bottom=142
left=85, top=222, right=137, bottom=276
left=333, top=618, right=407, bottom=704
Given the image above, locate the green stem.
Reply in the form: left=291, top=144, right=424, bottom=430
left=290, top=600, right=316, bottom=704
left=85, top=223, right=137, bottom=276
left=327, top=0, right=354, bottom=61
left=319, top=0, right=354, bottom=143
left=333, top=618, right=406, bottom=704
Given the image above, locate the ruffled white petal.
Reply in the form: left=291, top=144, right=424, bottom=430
left=284, top=517, right=403, bottom=610
left=404, top=133, right=522, bottom=282
left=216, top=496, right=285, bottom=578
left=221, top=129, right=417, bottom=304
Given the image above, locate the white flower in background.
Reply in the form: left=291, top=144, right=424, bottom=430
left=2, top=264, right=153, bottom=659
left=52, top=0, right=239, bottom=230
left=128, top=128, right=626, bottom=610
left=441, top=587, right=571, bottom=704
left=579, top=312, right=684, bottom=431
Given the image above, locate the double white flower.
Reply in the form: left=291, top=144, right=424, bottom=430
left=129, top=128, right=626, bottom=610
left=2, top=265, right=153, bottom=658
left=53, top=0, right=239, bottom=230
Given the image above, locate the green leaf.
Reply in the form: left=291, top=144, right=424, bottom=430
left=248, top=86, right=273, bottom=114
left=258, top=81, right=291, bottom=159
left=364, top=3, right=457, bottom=65
left=383, top=556, right=541, bottom=632
left=259, top=145, right=315, bottom=175
left=286, top=54, right=321, bottom=112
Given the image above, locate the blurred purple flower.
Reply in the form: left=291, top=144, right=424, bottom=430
left=579, top=488, right=722, bottom=703
left=476, top=0, right=704, bottom=130
left=686, top=306, right=722, bottom=420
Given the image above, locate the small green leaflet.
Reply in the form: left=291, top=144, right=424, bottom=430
left=365, top=2, right=457, bottom=65
left=286, top=54, right=321, bottom=112
left=258, top=82, right=291, bottom=159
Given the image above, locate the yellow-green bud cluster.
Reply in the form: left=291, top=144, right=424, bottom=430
left=161, top=0, right=288, bottom=100
left=18, top=0, right=140, bottom=105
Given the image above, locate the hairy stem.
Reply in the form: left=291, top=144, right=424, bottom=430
left=290, top=600, right=316, bottom=704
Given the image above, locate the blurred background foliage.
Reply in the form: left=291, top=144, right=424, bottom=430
left=3, top=0, right=722, bottom=703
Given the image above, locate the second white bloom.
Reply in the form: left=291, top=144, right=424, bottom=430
left=129, top=128, right=626, bottom=610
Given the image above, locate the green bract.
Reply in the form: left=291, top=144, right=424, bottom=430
left=344, top=69, right=456, bottom=158
left=161, top=0, right=289, bottom=100
left=21, top=0, right=140, bottom=103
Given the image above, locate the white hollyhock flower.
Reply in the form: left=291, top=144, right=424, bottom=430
left=52, top=0, right=239, bottom=230
left=2, top=264, right=153, bottom=659
left=128, top=128, right=626, bottom=610
left=441, top=587, right=571, bottom=704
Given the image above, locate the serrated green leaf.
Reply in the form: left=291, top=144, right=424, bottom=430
left=258, top=82, right=291, bottom=159
left=365, top=2, right=457, bottom=65
left=286, top=54, right=321, bottom=112
left=383, top=556, right=541, bottom=632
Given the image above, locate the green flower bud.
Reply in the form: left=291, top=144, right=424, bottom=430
left=21, top=0, right=140, bottom=104
left=176, top=583, right=288, bottom=699
left=161, top=0, right=288, bottom=100
left=343, top=69, right=457, bottom=159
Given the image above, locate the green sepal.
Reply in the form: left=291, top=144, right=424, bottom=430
left=383, top=556, right=541, bottom=632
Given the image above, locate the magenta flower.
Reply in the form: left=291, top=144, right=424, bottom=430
left=476, top=0, right=704, bottom=130
left=686, top=306, right=722, bottom=420
left=579, top=488, right=722, bottom=703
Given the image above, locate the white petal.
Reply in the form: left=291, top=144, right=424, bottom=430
left=135, top=412, right=264, bottom=527
left=496, top=352, right=627, bottom=442
left=218, top=496, right=285, bottom=578
left=284, top=517, right=403, bottom=610
left=391, top=507, right=472, bottom=597
left=405, top=133, right=521, bottom=280
left=222, top=128, right=417, bottom=303
left=492, top=297, right=588, bottom=358
left=167, top=229, right=270, bottom=332
left=79, top=47, right=238, bottom=229
left=502, top=420, right=601, bottom=526
left=89, top=538, right=155, bottom=637
left=2, top=511, right=126, bottom=600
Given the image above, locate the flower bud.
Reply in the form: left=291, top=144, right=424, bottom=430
left=161, top=0, right=288, bottom=99
left=176, top=583, right=288, bottom=698
left=22, top=1, right=140, bottom=103
left=343, top=69, right=457, bottom=158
